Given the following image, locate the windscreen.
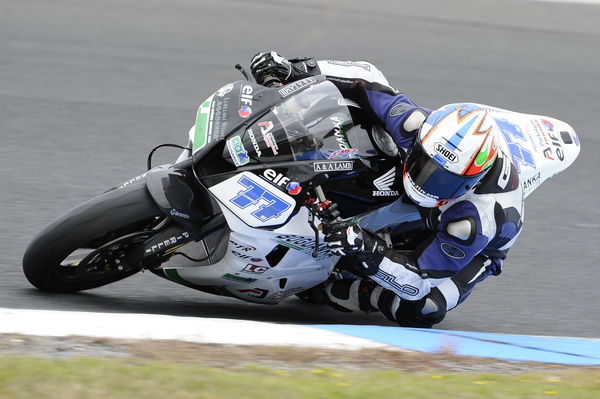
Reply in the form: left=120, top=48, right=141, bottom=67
left=224, top=81, right=372, bottom=166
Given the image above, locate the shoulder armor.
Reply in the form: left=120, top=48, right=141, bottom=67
left=446, top=219, right=474, bottom=241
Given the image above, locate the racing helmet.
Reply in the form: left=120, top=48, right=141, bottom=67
left=403, top=104, right=498, bottom=207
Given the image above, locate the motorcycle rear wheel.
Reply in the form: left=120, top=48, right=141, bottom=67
left=22, top=183, right=163, bottom=293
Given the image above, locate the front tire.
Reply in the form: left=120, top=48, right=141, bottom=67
left=23, top=183, right=163, bottom=292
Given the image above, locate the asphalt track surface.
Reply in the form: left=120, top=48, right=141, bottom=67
left=1, top=0, right=599, bottom=338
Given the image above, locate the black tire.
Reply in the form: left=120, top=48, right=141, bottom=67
left=23, top=183, right=163, bottom=292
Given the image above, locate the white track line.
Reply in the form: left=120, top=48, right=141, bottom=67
left=0, top=308, right=392, bottom=350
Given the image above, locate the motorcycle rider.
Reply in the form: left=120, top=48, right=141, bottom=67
left=249, top=51, right=523, bottom=328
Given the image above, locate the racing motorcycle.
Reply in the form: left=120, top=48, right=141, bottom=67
left=23, top=71, right=580, bottom=305
left=22, top=73, right=412, bottom=303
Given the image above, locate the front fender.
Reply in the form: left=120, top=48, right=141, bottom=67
left=145, top=166, right=219, bottom=238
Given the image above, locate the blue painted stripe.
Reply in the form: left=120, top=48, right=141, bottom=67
left=311, top=325, right=600, bottom=365
left=447, top=114, right=478, bottom=149
left=433, top=153, right=447, bottom=167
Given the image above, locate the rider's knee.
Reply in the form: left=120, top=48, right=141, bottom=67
left=378, top=287, right=448, bottom=328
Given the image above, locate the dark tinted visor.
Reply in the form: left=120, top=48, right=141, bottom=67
left=405, top=143, right=482, bottom=200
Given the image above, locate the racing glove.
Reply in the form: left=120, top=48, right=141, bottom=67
left=323, top=222, right=388, bottom=274
left=250, top=51, right=318, bottom=85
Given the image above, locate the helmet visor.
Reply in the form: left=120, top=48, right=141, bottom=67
left=405, top=143, right=482, bottom=203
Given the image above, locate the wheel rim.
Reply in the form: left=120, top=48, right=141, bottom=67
left=55, top=231, right=153, bottom=285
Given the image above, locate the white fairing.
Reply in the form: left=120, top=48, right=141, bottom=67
left=477, top=104, right=581, bottom=198
left=164, top=172, right=337, bottom=304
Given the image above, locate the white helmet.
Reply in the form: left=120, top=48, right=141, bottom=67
left=403, top=104, right=499, bottom=207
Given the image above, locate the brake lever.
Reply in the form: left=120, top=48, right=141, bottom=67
left=235, top=64, right=252, bottom=82
left=307, top=202, right=320, bottom=258
left=306, top=185, right=342, bottom=258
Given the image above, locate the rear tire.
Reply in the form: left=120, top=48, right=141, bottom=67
left=23, top=183, right=163, bottom=292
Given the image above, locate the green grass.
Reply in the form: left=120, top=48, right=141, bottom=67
left=0, top=356, right=599, bottom=399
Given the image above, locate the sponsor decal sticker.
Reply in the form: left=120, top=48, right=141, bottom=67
left=237, top=288, right=269, bottom=299
left=262, top=169, right=302, bottom=195
left=313, top=161, right=354, bottom=172
left=222, top=273, right=257, bottom=283
left=232, top=250, right=263, bottom=262
left=286, top=182, right=302, bottom=195
left=118, top=172, right=148, bottom=189
left=434, top=142, right=458, bottom=163
left=216, top=83, right=234, bottom=97
left=268, top=287, right=306, bottom=300
left=242, top=264, right=269, bottom=274
left=258, top=121, right=279, bottom=155
left=522, top=171, right=541, bottom=194
left=278, top=77, right=317, bottom=98
left=210, top=172, right=295, bottom=227
left=145, top=232, right=190, bottom=254
left=327, top=148, right=359, bottom=159
left=193, top=94, right=215, bottom=152
left=238, top=85, right=253, bottom=118
left=262, top=169, right=290, bottom=187
left=541, top=119, right=554, bottom=132
left=331, top=116, right=350, bottom=150
left=169, top=209, right=190, bottom=219
left=546, top=129, right=565, bottom=162
left=238, top=106, right=252, bottom=118
left=229, top=240, right=256, bottom=252
left=440, top=242, right=466, bottom=259
left=208, top=96, right=231, bottom=141
left=274, top=234, right=332, bottom=260
left=247, top=128, right=262, bottom=157
left=226, top=136, right=250, bottom=166
left=373, top=167, right=399, bottom=196
left=229, top=174, right=294, bottom=223
left=496, top=118, right=536, bottom=172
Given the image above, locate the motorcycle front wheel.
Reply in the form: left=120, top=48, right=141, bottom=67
left=22, top=182, right=163, bottom=293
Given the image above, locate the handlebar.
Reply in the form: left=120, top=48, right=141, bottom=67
left=262, top=75, right=283, bottom=88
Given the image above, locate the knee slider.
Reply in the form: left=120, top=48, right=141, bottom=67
left=378, top=287, right=447, bottom=328
left=415, top=288, right=448, bottom=326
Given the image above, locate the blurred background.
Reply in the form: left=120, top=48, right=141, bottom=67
left=1, top=0, right=598, bottom=337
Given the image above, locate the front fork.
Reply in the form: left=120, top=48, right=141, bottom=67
left=127, top=164, right=224, bottom=270
left=305, top=185, right=343, bottom=258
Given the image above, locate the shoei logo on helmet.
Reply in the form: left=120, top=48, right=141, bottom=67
left=434, top=142, right=458, bottom=163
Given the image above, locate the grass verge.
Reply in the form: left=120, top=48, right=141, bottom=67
left=1, top=355, right=599, bottom=399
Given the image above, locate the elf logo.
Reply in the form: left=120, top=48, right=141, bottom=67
left=263, top=169, right=302, bottom=195
left=434, top=142, right=458, bottom=163
left=240, top=85, right=253, bottom=106
left=263, top=169, right=290, bottom=186
left=239, top=85, right=253, bottom=118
